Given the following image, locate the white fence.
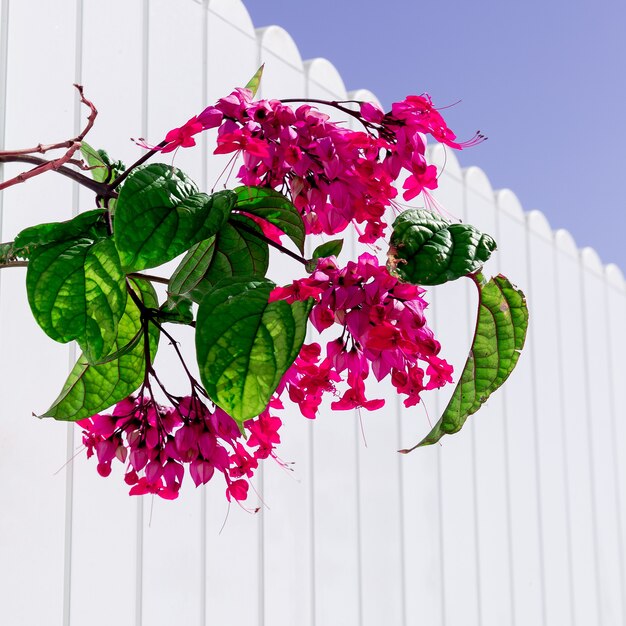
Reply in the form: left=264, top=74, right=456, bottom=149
left=1, top=1, right=625, bottom=625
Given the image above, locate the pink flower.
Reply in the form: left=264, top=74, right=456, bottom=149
left=161, top=116, right=204, bottom=153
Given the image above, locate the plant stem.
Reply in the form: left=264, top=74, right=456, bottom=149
left=0, top=154, right=108, bottom=195
left=235, top=220, right=308, bottom=266
left=108, top=140, right=167, bottom=191
left=128, top=272, right=170, bottom=286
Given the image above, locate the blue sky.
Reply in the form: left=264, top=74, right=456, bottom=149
left=245, top=0, right=626, bottom=272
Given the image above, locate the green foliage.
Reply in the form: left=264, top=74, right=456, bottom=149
left=312, top=238, right=344, bottom=260
left=26, top=236, right=127, bottom=363
left=388, top=209, right=497, bottom=285
left=195, top=279, right=312, bottom=425
left=81, top=141, right=125, bottom=184
left=14, top=209, right=108, bottom=258
left=235, top=186, right=305, bottom=254
left=412, top=273, right=528, bottom=448
left=244, top=64, right=265, bottom=96
left=42, top=278, right=160, bottom=421
left=168, top=214, right=269, bottom=304
left=157, top=297, right=194, bottom=326
left=114, top=163, right=235, bottom=271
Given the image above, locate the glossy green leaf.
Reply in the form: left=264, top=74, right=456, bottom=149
left=406, top=273, right=528, bottom=449
left=168, top=215, right=269, bottom=304
left=388, top=209, right=497, bottom=285
left=42, top=279, right=160, bottom=421
left=13, top=210, right=108, bottom=258
left=244, top=64, right=264, bottom=96
left=196, top=279, right=312, bottom=424
left=312, top=238, right=344, bottom=260
left=235, top=186, right=305, bottom=254
left=26, top=236, right=127, bottom=362
left=114, top=163, right=235, bottom=271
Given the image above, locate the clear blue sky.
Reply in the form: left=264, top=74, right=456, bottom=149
left=245, top=0, right=626, bottom=272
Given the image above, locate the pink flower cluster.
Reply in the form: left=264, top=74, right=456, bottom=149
left=78, top=394, right=281, bottom=501
left=159, top=89, right=483, bottom=243
left=272, top=253, right=453, bottom=417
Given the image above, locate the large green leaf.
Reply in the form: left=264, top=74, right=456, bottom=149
left=114, top=163, right=235, bottom=271
left=168, top=214, right=269, bottom=304
left=13, top=210, right=108, bottom=258
left=235, top=186, right=305, bottom=254
left=406, top=273, right=528, bottom=449
left=196, top=279, right=312, bottom=424
left=26, top=236, right=127, bottom=362
left=388, top=209, right=497, bottom=285
left=42, top=279, right=160, bottom=421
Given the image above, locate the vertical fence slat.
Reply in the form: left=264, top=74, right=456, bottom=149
left=554, top=230, right=601, bottom=625
left=495, top=190, right=544, bottom=625
left=606, top=264, right=626, bottom=623
left=581, top=248, right=625, bottom=626
left=464, top=167, right=513, bottom=626
left=527, top=210, right=573, bottom=626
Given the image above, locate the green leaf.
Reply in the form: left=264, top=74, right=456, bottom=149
left=388, top=209, right=497, bottom=285
left=26, top=236, right=127, bottom=362
left=42, top=279, right=160, bottom=421
left=196, top=279, right=312, bottom=424
left=114, top=163, right=235, bottom=271
left=313, top=239, right=344, bottom=260
left=157, top=297, right=194, bottom=326
left=168, top=214, right=269, bottom=304
left=81, top=142, right=125, bottom=184
left=407, top=273, right=528, bottom=449
left=234, top=186, right=305, bottom=254
left=13, top=210, right=108, bottom=258
left=244, top=64, right=264, bottom=96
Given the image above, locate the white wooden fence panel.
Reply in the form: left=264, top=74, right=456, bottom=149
left=496, top=190, right=544, bottom=625
left=527, top=210, right=574, bottom=626
left=582, top=248, right=625, bottom=626
left=606, top=263, right=626, bottom=618
left=464, top=166, right=513, bottom=626
left=554, top=229, right=601, bottom=626
left=1, top=2, right=626, bottom=626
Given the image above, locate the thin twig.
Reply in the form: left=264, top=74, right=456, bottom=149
left=235, top=220, right=308, bottom=266
left=0, top=154, right=109, bottom=195
left=0, top=84, right=99, bottom=192
left=127, top=272, right=170, bottom=286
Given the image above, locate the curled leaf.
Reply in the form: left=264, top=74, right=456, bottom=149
left=388, top=209, right=496, bottom=285
left=401, top=273, right=528, bottom=450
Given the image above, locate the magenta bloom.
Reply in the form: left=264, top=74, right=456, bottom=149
left=273, top=254, right=453, bottom=418
left=161, top=116, right=204, bottom=153
left=78, top=394, right=284, bottom=502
